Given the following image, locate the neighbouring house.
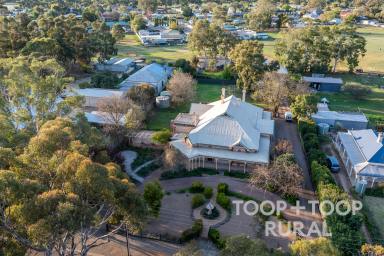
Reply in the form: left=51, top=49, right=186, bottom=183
left=311, top=105, right=368, bottom=130
left=335, top=129, right=384, bottom=188
left=302, top=76, right=343, bottom=92
left=137, top=29, right=186, bottom=45
left=170, top=94, right=275, bottom=172
left=72, top=88, right=125, bottom=108
left=95, top=57, right=135, bottom=73
left=119, top=63, right=173, bottom=95
left=197, top=57, right=231, bottom=70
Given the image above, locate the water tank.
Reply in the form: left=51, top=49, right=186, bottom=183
left=156, top=96, right=171, bottom=109
left=160, top=91, right=172, bottom=98
left=318, top=123, right=330, bottom=134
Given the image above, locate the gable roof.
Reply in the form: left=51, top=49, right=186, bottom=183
left=339, top=129, right=384, bottom=166
left=302, top=76, right=343, bottom=84
left=119, top=63, right=172, bottom=92
left=188, top=96, right=274, bottom=151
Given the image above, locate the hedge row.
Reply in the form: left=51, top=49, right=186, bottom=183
left=208, top=228, right=226, bottom=249
left=160, top=168, right=219, bottom=180
left=216, top=183, right=231, bottom=210
left=298, top=119, right=327, bottom=165
left=299, top=118, right=365, bottom=255
left=180, top=219, right=203, bottom=243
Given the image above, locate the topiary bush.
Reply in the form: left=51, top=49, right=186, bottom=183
left=191, top=194, right=205, bottom=208
left=217, top=183, right=229, bottom=194
left=208, top=228, right=226, bottom=249
left=190, top=181, right=205, bottom=193
left=180, top=219, right=203, bottom=243
left=216, top=192, right=231, bottom=210
left=203, top=187, right=213, bottom=199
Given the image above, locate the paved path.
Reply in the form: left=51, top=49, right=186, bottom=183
left=87, top=233, right=180, bottom=256
left=120, top=150, right=144, bottom=183
left=133, top=159, right=157, bottom=174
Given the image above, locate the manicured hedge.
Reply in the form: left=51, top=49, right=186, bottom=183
left=190, top=181, right=205, bottom=193
left=191, top=194, right=205, bottom=209
left=298, top=119, right=365, bottom=255
left=216, top=192, right=231, bottom=210
left=203, top=187, right=213, bottom=199
left=180, top=219, right=203, bottom=243
left=160, top=168, right=219, bottom=180
left=311, top=161, right=335, bottom=187
left=217, top=183, right=229, bottom=194
left=208, top=228, right=226, bottom=249
left=223, top=171, right=250, bottom=179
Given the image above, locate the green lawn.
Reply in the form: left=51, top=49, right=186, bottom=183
left=355, top=26, right=384, bottom=73
left=146, top=83, right=239, bottom=130
left=116, top=34, right=191, bottom=63
left=363, top=196, right=384, bottom=239
left=318, top=73, right=384, bottom=125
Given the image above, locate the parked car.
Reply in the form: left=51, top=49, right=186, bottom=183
left=284, top=111, right=293, bottom=122
left=326, top=155, right=340, bottom=172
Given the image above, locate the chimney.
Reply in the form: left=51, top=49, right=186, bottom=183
left=378, top=132, right=384, bottom=144
left=221, top=88, right=226, bottom=103
left=242, top=89, right=246, bottom=102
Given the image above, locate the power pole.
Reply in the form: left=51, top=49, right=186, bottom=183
left=125, top=223, right=130, bottom=256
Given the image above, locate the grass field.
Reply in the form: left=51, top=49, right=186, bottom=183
left=363, top=196, right=384, bottom=238
left=117, top=27, right=384, bottom=73
left=146, top=83, right=239, bottom=130
left=116, top=34, right=191, bottom=63
left=318, top=73, right=384, bottom=124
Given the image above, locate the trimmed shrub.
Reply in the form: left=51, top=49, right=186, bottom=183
left=308, top=149, right=327, bottom=166
left=216, top=192, right=231, bottom=210
left=190, top=181, right=205, bottom=193
left=224, top=171, right=250, bottom=179
left=180, top=219, right=203, bottom=242
left=203, top=187, right=213, bottom=199
left=160, top=168, right=219, bottom=180
left=191, top=194, right=205, bottom=208
left=311, top=161, right=335, bottom=187
left=217, top=183, right=229, bottom=194
left=208, top=228, right=226, bottom=249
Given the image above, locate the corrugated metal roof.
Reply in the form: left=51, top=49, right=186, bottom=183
left=312, top=111, right=368, bottom=123
left=188, top=96, right=274, bottom=151
left=171, top=135, right=271, bottom=164
left=72, top=88, right=125, bottom=98
left=303, top=76, right=343, bottom=84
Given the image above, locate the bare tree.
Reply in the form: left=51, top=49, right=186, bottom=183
left=273, top=139, right=293, bottom=158
left=250, top=153, right=303, bottom=197
left=97, top=96, right=145, bottom=140
left=167, top=71, right=197, bottom=106
left=163, top=146, right=185, bottom=171
left=252, top=72, right=308, bottom=116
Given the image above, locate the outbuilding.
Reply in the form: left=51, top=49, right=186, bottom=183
left=302, top=76, right=343, bottom=92
left=119, top=63, right=172, bottom=95
left=311, top=110, right=368, bottom=130
left=72, top=88, right=125, bottom=108
left=95, top=57, right=135, bottom=73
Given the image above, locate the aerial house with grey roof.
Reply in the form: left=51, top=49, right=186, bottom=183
left=170, top=93, right=275, bottom=172
left=335, top=129, right=384, bottom=188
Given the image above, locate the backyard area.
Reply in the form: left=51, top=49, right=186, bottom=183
left=318, top=73, right=384, bottom=125
left=117, top=34, right=192, bottom=62
left=145, top=83, right=240, bottom=130
left=116, top=27, right=384, bottom=73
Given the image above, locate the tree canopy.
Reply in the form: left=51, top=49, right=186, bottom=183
left=0, top=117, right=147, bottom=256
